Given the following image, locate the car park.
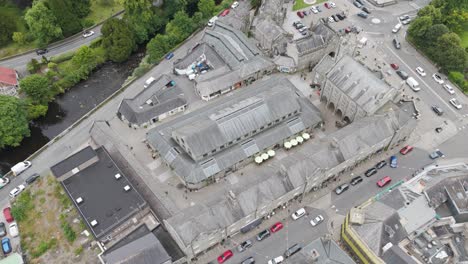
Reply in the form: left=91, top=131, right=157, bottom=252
left=36, top=49, right=48, bottom=55
left=1, top=238, right=11, bottom=255
left=3, top=208, right=13, bottom=223
left=256, top=229, right=270, bottom=241
left=270, top=222, right=283, bottom=233
left=396, top=70, right=409, bottom=80
left=267, top=256, right=284, bottom=264
left=284, top=244, right=302, bottom=258
left=291, top=208, right=306, bottom=220
left=430, top=149, right=445, bottom=160
left=350, top=176, right=363, bottom=185
left=8, top=223, right=18, bottom=238
left=376, top=160, right=387, bottom=169
left=365, top=168, right=377, bottom=177
left=237, top=240, right=252, bottom=252
left=26, top=173, right=40, bottom=185
left=443, top=84, right=455, bottom=94
left=310, top=215, right=324, bottom=226
left=231, top=1, right=239, bottom=8
left=362, top=7, right=371, bottom=14
left=450, top=98, right=462, bottom=109
left=393, top=38, right=401, bottom=49
left=357, top=12, right=368, bottom=19
left=432, top=105, right=443, bottom=116
left=82, top=30, right=94, bottom=38
left=0, top=223, right=6, bottom=237
left=415, top=67, right=426, bottom=76
left=390, top=156, right=397, bottom=168
left=220, top=9, right=230, bottom=16
left=390, top=63, right=399, bottom=70
left=432, top=73, right=444, bottom=84
left=353, top=1, right=362, bottom=8
left=400, top=145, right=413, bottom=155
left=335, top=183, right=350, bottom=194
left=377, top=176, right=392, bottom=188
left=0, top=178, right=9, bottom=189
left=9, top=184, right=26, bottom=198
left=241, top=257, right=255, bottom=264
left=217, top=250, right=233, bottom=263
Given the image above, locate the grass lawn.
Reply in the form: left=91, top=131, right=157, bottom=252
left=459, top=31, right=468, bottom=49
left=293, top=0, right=326, bottom=11
left=86, top=0, right=124, bottom=25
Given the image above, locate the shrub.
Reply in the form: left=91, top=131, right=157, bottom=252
left=11, top=190, right=33, bottom=222
left=50, top=51, right=75, bottom=63
left=27, top=58, right=41, bottom=74
left=31, top=238, right=57, bottom=258
left=12, top=32, right=26, bottom=45
left=61, top=221, right=76, bottom=242
left=449, top=71, right=468, bottom=92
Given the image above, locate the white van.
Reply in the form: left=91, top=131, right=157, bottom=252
left=406, top=77, right=420, bottom=91
left=392, top=23, right=402, bottom=33
left=144, top=77, right=156, bottom=88
left=207, top=16, right=218, bottom=27
left=11, top=161, right=32, bottom=176
left=268, top=256, right=284, bottom=264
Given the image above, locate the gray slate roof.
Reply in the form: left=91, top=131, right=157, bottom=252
left=254, top=18, right=286, bottom=42
left=118, top=75, right=186, bottom=125
left=289, top=237, right=356, bottom=264
left=295, top=23, right=336, bottom=54
left=50, top=146, right=95, bottom=178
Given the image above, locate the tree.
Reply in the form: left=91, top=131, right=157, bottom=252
left=166, top=11, right=194, bottom=43
left=71, top=0, right=91, bottom=18
left=435, top=33, right=468, bottom=72
left=418, top=5, right=442, bottom=24
left=0, top=95, right=30, bottom=149
left=12, top=32, right=26, bottom=45
left=122, top=0, right=158, bottom=44
left=46, top=0, right=82, bottom=37
left=198, top=0, right=215, bottom=19
left=443, top=9, right=468, bottom=34
left=72, top=46, right=98, bottom=75
left=25, top=1, right=62, bottom=46
left=147, top=34, right=171, bottom=63
left=25, top=99, right=48, bottom=120
left=0, top=12, right=16, bottom=46
left=163, top=0, right=187, bottom=19
left=424, top=24, right=449, bottom=44
left=101, top=18, right=136, bottom=63
left=407, top=16, right=433, bottom=44
left=20, top=74, right=52, bottom=104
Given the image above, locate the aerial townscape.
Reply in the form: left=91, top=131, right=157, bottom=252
left=0, top=0, right=467, bottom=263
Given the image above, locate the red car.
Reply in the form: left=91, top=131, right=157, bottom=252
left=270, top=222, right=283, bottom=233
left=297, top=11, right=304, bottom=18
left=220, top=9, right=230, bottom=17
left=324, top=2, right=330, bottom=8
left=377, top=176, right=392, bottom=187
left=400, top=145, right=413, bottom=155
left=3, top=208, right=13, bottom=223
left=390, top=63, right=399, bottom=70
left=344, top=27, right=351, bottom=33
left=217, top=250, right=233, bottom=263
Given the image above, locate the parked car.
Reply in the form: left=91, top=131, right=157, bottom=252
left=328, top=16, right=334, bottom=23
left=443, top=84, right=455, bottom=94
left=362, top=7, right=371, bottom=14
left=335, top=183, right=350, bottom=194
left=297, top=11, right=304, bottom=18
left=350, top=176, right=363, bottom=185
left=207, top=16, right=218, bottom=27
left=396, top=70, right=409, bottom=80
left=402, top=18, right=411, bottom=25
left=324, top=2, right=330, bottom=8
left=220, top=9, right=230, bottom=17
left=392, top=23, right=402, bottom=33
left=310, top=215, right=324, bottom=226
left=231, top=1, right=239, bottom=8
left=8, top=223, right=18, bottom=238
left=270, top=222, right=283, bottom=233
left=237, top=240, right=252, bottom=252
left=357, top=12, right=368, bottom=18
left=432, top=105, right=444, bottom=116
left=329, top=1, right=336, bottom=8
left=217, top=250, right=233, bottom=263
left=25, top=173, right=40, bottom=185
left=415, top=67, right=426, bottom=76
left=376, top=160, right=387, bottom=169
left=256, top=229, right=270, bottom=241
left=353, top=1, right=362, bottom=8
left=332, top=15, right=339, bottom=22
left=311, top=6, right=318, bottom=14
left=432, top=73, right=444, bottom=84
left=0, top=223, right=6, bottom=237
left=399, top=15, right=410, bottom=21
left=291, top=208, right=306, bottom=220
left=9, top=184, right=26, bottom=198
left=2, top=208, right=13, bottom=223
left=11, top=161, right=31, bottom=176
left=1, top=238, right=11, bottom=255
left=390, top=156, right=397, bottom=168
left=284, top=243, right=302, bottom=258
left=429, top=149, right=445, bottom=160
left=82, top=30, right=94, bottom=38
left=393, top=38, right=401, bottom=49
left=36, top=49, right=48, bottom=55
left=0, top=178, right=9, bottom=189
left=365, top=168, right=377, bottom=177
left=336, top=13, right=345, bottom=20
left=450, top=98, right=462, bottom=109
left=400, top=145, right=414, bottom=155
left=355, top=0, right=364, bottom=5
left=241, top=257, right=255, bottom=264
left=390, top=63, right=399, bottom=70
left=377, top=176, right=392, bottom=188
left=316, top=5, right=322, bottom=12
left=267, top=256, right=284, bottom=264
left=165, top=52, right=174, bottom=60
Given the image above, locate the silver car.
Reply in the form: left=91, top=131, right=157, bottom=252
left=237, top=240, right=252, bottom=252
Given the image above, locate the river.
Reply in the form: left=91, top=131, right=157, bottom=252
left=0, top=51, right=143, bottom=174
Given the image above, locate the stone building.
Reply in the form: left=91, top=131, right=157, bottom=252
left=252, top=18, right=289, bottom=57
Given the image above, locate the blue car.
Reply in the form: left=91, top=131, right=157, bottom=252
left=390, top=155, right=397, bottom=168
left=2, top=237, right=11, bottom=254
left=165, top=52, right=174, bottom=60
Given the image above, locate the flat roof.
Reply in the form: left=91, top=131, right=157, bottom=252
left=61, top=147, right=147, bottom=239
left=50, top=146, right=96, bottom=178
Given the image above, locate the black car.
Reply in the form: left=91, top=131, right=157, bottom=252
left=376, top=160, right=387, bottom=169
left=332, top=15, right=339, bottom=22
left=0, top=223, right=6, bottom=237
left=355, top=0, right=364, bottom=5
left=350, top=176, right=363, bottom=185
left=432, top=106, right=443, bottom=116
left=396, top=70, right=409, bottom=80
left=362, top=7, right=371, bottom=14
left=357, top=12, right=368, bottom=18
left=36, top=49, right=48, bottom=55
left=256, top=229, right=270, bottom=241
left=353, top=1, right=362, bottom=8
left=336, top=13, right=345, bottom=20
left=284, top=243, right=302, bottom=258
left=393, top=38, right=401, bottom=49
left=237, top=240, right=252, bottom=252
left=241, top=257, right=255, bottom=264
left=365, top=168, right=377, bottom=177
left=25, top=173, right=40, bottom=185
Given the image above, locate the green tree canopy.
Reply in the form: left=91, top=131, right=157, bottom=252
left=166, top=11, right=194, bottom=43
left=435, top=33, right=468, bottom=72
left=408, top=16, right=433, bottom=40
left=25, top=1, right=62, bottom=46
left=122, top=0, right=158, bottom=44
left=198, top=0, right=216, bottom=19
left=418, top=5, right=442, bottom=24
left=0, top=11, right=17, bottom=46
left=424, top=24, right=449, bottom=44
left=19, top=74, right=52, bottom=104
left=101, top=18, right=136, bottom=63
left=0, top=95, right=30, bottom=149
left=71, top=0, right=91, bottom=18
left=443, top=9, right=468, bottom=34
left=46, top=0, right=82, bottom=37
left=147, top=34, right=171, bottom=63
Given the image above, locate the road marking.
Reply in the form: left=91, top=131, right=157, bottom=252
left=384, top=44, right=461, bottom=118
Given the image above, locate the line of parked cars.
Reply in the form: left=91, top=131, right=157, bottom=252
left=296, top=1, right=336, bottom=18
left=292, top=21, right=309, bottom=36
left=353, top=0, right=371, bottom=19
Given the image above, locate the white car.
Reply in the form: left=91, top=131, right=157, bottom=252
left=328, top=16, right=334, bottom=23
left=450, top=98, right=462, bottom=109
left=415, top=67, right=426, bottom=76
left=311, top=6, right=318, bottom=14
left=443, top=84, right=455, bottom=94
left=432, top=73, right=444, bottom=84
left=329, top=2, right=336, bottom=8
left=9, top=184, right=25, bottom=198
left=82, top=30, right=94, bottom=38
left=291, top=208, right=306, bottom=220
left=310, top=215, right=324, bottom=226
left=0, top=178, right=9, bottom=189
left=268, top=256, right=284, bottom=264
left=231, top=1, right=239, bottom=8
left=9, top=223, right=18, bottom=238
left=207, top=16, right=218, bottom=27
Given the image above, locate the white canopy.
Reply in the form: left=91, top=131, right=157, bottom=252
left=302, top=133, right=310, bottom=140
left=290, top=139, right=298, bottom=146
left=267, top=150, right=276, bottom=157
left=296, top=136, right=304, bottom=143
left=261, top=153, right=269, bottom=160
left=255, top=156, right=263, bottom=164
left=284, top=141, right=292, bottom=149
